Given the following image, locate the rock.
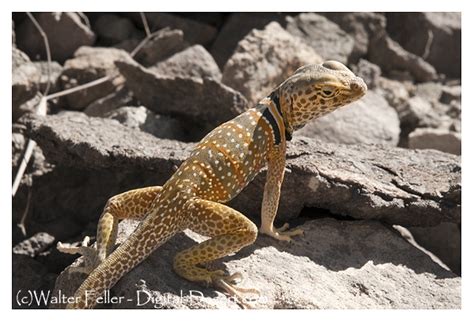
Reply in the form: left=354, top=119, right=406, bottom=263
left=368, top=32, right=438, bottom=82
left=415, top=82, right=444, bottom=104
left=52, top=217, right=460, bottom=309
left=93, top=14, right=141, bottom=46
left=322, top=12, right=386, bottom=62
left=409, top=222, right=461, bottom=275
left=350, top=59, right=381, bottom=89
left=210, top=13, right=287, bottom=67
left=294, top=91, right=400, bottom=146
left=23, top=113, right=460, bottom=227
left=408, top=128, right=461, bottom=155
left=13, top=254, right=53, bottom=308
left=440, top=85, right=461, bottom=104
left=285, top=13, right=354, bottom=64
left=32, top=61, right=63, bottom=94
left=138, top=13, right=217, bottom=46
left=12, top=55, right=40, bottom=115
left=13, top=232, right=55, bottom=257
left=116, top=59, right=248, bottom=129
left=150, top=45, right=222, bottom=80
left=222, top=22, right=323, bottom=105
left=134, top=28, right=186, bottom=67
left=386, top=13, right=461, bottom=78
left=83, top=85, right=137, bottom=117
left=16, top=12, right=96, bottom=63
left=375, top=76, right=411, bottom=109
left=106, top=106, right=187, bottom=141
left=59, top=46, right=133, bottom=110
left=12, top=46, right=30, bottom=68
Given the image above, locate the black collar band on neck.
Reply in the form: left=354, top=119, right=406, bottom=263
left=270, top=91, right=292, bottom=141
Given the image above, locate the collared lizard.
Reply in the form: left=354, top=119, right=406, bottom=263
left=57, top=60, right=367, bottom=308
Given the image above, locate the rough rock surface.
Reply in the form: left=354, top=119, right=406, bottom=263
left=322, top=12, right=386, bottom=61
left=210, top=13, right=287, bottom=67
left=295, top=91, right=400, bottom=146
left=285, top=13, right=354, bottom=64
left=409, top=222, right=461, bottom=276
left=23, top=113, right=460, bottom=227
left=16, top=12, right=96, bottom=63
left=116, top=59, right=248, bottom=129
left=106, top=106, right=187, bottom=141
left=368, top=32, right=438, bottom=82
left=59, top=46, right=133, bottom=110
left=52, top=217, right=460, bottom=309
left=151, top=45, right=222, bottom=80
left=222, top=22, right=323, bottom=105
left=386, top=12, right=461, bottom=78
left=408, top=128, right=461, bottom=155
left=134, top=28, right=186, bottom=67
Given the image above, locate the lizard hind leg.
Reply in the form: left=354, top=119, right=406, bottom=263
left=57, top=186, right=163, bottom=275
left=173, top=198, right=260, bottom=308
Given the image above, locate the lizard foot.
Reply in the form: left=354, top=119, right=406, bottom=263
left=57, top=236, right=99, bottom=275
left=211, top=271, right=260, bottom=309
left=260, top=224, right=304, bottom=242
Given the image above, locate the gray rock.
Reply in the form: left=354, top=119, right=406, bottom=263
left=286, top=13, right=354, bottom=64
left=134, top=28, right=186, bottom=67
left=12, top=55, right=40, bottom=115
left=350, top=59, right=381, bottom=89
left=59, top=46, right=133, bottom=110
left=116, top=59, right=248, bottom=129
left=32, top=61, right=63, bottom=94
left=415, top=82, right=444, bottom=104
left=368, top=32, right=438, bottom=82
left=322, top=12, right=386, bottom=61
left=408, top=128, right=461, bottom=155
left=222, top=22, right=323, bottom=105
left=83, top=85, right=137, bottom=117
left=440, top=85, right=461, bottom=104
left=386, top=13, right=461, bottom=78
left=210, top=13, right=287, bottom=67
left=375, top=76, right=411, bottom=110
left=151, top=45, right=222, bottom=81
left=13, top=232, right=55, bottom=257
left=106, top=106, right=187, bottom=141
left=12, top=46, right=31, bottom=68
left=52, top=217, right=460, bottom=309
left=138, top=13, right=217, bottom=46
left=409, top=222, right=461, bottom=275
left=16, top=12, right=96, bottom=63
left=23, top=113, right=460, bottom=227
left=294, top=91, right=400, bottom=146
left=93, top=14, right=141, bottom=45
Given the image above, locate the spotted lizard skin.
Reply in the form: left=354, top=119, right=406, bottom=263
left=57, top=60, right=367, bottom=308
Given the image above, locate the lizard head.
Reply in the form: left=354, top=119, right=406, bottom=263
left=274, top=60, right=367, bottom=134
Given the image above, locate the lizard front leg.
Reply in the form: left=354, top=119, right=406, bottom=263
left=259, top=147, right=304, bottom=242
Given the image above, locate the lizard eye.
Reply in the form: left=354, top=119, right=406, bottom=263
left=321, top=86, right=335, bottom=97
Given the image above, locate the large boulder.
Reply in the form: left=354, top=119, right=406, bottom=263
left=295, top=91, right=400, bottom=146
left=368, top=32, right=438, bottom=82
left=386, top=12, right=461, bottom=78
left=16, top=12, right=96, bottom=63
left=59, top=46, right=133, bottom=110
left=52, top=217, right=460, bottom=309
left=285, top=13, right=354, bottom=64
left=222, top=22, right=323, bottom=106
left=150, top=45, right=222, bottom=81
left=210, top=13, right=287, bottom=67
left=116, top=59, right=248, bottom=130
left=23, top=113, right=460, bottom=227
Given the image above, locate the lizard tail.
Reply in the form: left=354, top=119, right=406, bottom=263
left=66, top=212, right=177, bottom=309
